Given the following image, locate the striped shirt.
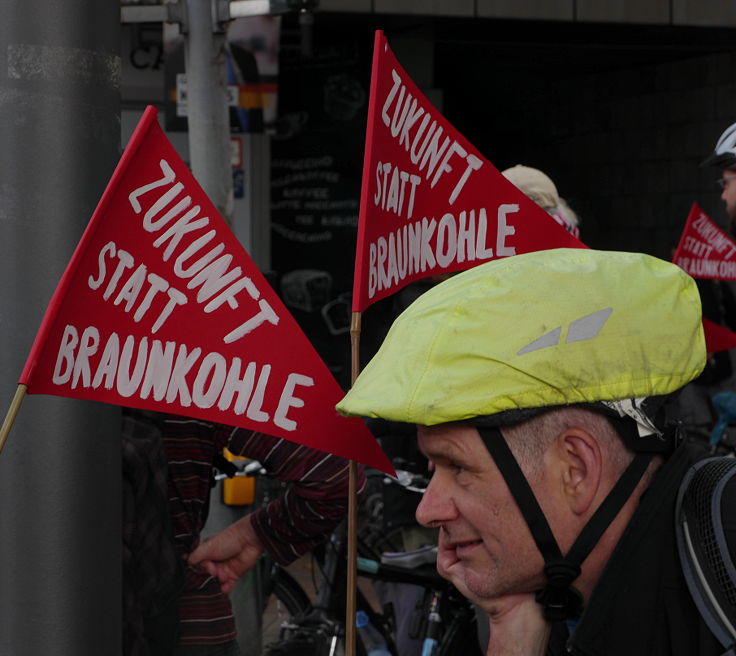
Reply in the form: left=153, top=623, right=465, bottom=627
left=162, top=416, right=365, bottom=646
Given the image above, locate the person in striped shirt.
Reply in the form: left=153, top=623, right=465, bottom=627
left=162, top=415, right=364, bottom=655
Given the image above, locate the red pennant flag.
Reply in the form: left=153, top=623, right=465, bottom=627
left=703, top=317, right=736, bottom=354
left=671, top=203, right=736, bottom=354
left=20, top=106, right=393, bottom=474
left=673, top=202, right=736, bottom=281
left=352, top=31, right=584, bottom=312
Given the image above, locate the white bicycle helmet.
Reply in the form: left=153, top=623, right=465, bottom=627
left=702, top=121, right=736, bottom=169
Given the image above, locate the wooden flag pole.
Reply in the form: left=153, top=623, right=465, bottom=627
left=346, top=461, right=359, bottom=655
left=345, top=311, right=363, bottom=656
left=0, top=384, right=28, bottom=455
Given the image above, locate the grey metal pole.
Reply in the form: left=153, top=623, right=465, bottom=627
left=0, top=0, right=122, bottom=655
left=183, top=2, right=259, bottom=652
left=184, top=0, right=234, bottom=221
left=234, top=133, right=272, bottom=272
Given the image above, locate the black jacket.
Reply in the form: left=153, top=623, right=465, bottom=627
left=561, top=440, right=724, bottom=656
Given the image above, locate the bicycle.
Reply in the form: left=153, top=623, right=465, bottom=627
left=256, top=465, right=483, bottom=656
left=212, top=457, right=316, bottom=649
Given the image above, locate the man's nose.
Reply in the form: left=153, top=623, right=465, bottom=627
left=415, top=474, right=456, bottom=528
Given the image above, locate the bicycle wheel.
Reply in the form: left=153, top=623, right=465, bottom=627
left=261, top=573, right=341, bottom=656
left=261, top=563, right=314, bottom=651
left=359, top=521, right=409, bottom=559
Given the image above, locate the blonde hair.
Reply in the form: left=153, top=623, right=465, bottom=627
left=557, top=197, right=580, bottom=230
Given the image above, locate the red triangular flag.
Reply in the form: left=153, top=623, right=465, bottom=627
left=352, top=31, right=584, bottom=312
left=673, top=202, right=736, bottom=281
left=20, top=106, right=393, bottom=474
left=703, top=317, right=736, bottom=354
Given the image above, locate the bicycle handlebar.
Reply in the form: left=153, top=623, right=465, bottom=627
left=384, top=468, right=429, bottom=493
left=213, top=459, right=265, bottom=481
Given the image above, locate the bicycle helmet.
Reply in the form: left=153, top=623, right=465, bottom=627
left=338, top=248, right=706, bottom=621
left=338, top=249, right=704, bottom=425
left=702, top=121, right=736, bottom=169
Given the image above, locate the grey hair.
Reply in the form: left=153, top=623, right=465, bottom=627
left=502, top=406, right=635, bottom=477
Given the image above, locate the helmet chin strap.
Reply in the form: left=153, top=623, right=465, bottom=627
left=478, top=427, right=653, bottom=622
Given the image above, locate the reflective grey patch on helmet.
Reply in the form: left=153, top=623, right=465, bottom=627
left=566, top=308, right=613, bottom=343
left=517, top=326, right=561, bottom=355
left=516, top=308, right=612, bottom=355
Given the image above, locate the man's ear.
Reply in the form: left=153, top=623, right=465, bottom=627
left=554, top=429, right=602, bottom=516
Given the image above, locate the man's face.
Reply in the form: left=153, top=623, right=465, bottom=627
left=415, top=423, right=546, bottom=601
left=721, top=168, right=736, bottom=225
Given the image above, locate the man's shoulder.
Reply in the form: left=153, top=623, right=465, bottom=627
left=567, top=440, right=723, bottom=654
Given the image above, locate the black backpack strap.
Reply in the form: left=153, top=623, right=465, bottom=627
left=676, top=456, right=736, bottom=655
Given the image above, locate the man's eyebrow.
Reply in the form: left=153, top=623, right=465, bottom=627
left=422, top=440, right=467, bottom=461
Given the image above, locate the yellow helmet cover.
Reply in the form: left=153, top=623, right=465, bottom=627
left=337, top=249, right=705, bottom=425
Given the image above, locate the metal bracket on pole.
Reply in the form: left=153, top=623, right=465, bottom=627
left=213, top=0, right=232, bottom=31
left=229, top=0, right=317, bottom=18
left=120, top=2, right=184, bottom=24
left=121, top=0, right=319, bottom=25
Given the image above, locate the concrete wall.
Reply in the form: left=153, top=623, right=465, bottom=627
left=317, top=0, right=736, bottom=27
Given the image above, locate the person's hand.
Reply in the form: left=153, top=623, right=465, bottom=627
left=187, top=514, right=265, bottom=594
left=483, top=594, right=551, bottom=656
